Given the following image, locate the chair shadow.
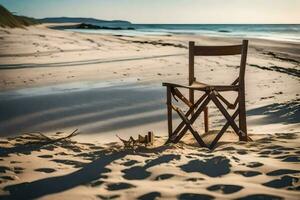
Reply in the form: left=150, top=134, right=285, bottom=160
left=247, top=99, right=300, bottom=125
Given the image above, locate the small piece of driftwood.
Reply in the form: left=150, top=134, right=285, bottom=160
left=15, top=129, right=80, bottom=146
left=117, top=131, right=154, bottom=149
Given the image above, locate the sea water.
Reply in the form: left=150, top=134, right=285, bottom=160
left=68, top=24, right=300, bottom=43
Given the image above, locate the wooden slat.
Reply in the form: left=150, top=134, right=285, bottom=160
left=193, top=45, right=242, bottom=56
left=209, top=92, right=242, bottom=137
left=169, top=93, right=208, bottom=141
left=204, top=107, right=209, bottom=133
left=173, top=94, right=211, bottom=143
left=231, top=77, right=239, bottom=86
left=171, top=88, right=193, bottom=107
left=189, top=41, right=195, bottom=85
left=172, top=105, right=207, bottom=147
left=238, top=40, right=249, bottom=141
left=189, top=41, right=195, bottom=114
left=166, top=86, right=172, bottom=139
left=216, top=92, right=235, bottom=109
left=209, top=109, right=239, bottom=149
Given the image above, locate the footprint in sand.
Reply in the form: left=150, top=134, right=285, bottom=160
left=264, top=145, right=294, bottom=151
left=266, top=169, right=300, bottom=176
left=13, top=167, right=24, bottom=174
left=219, top=146, right=236, bottom=151
left=0, top=176, right=15, bottom=181
left=0, top=140, right=9, bottom=144
left=246, top=162, right=263, bottom=168
left=122, top=154, right=180, bottom=180
left=137, top=192, right=161, bottom=200
left=236, top=149, right=247, bottom=155
left=106, top=182, right=136, bottom=191
left=35, top=168, right=56, bottom=173
left=0, top=166, right=11, bottom=173
left=237, top=194, right=283, bottom=200
left=288, top=186, right=300, bottom=191
left=234, top=170, right=262, bottom=177
left=191, top=153, right=213, bottom=158
left=122, top=166, right=150, bottom=180
left=154, top=174, right=174, bottom=181
left=10, top=161, right=21, bottom=164
left=275, top=132, right=298, bottom=140
left=231, top=156, right=240, bottom=162
left=185, top=177, right=205, bottom=182
left=122, top=160, right=139, bottom=167
left=97, top=194, right=120, bottom=199
left=207, top=184, right=243, bottom=194
left=282, top=156, right=300, bottom=162
left=89, top=146, right=104, bottom=150
left=259, top=150, right=283, bottom=156
left=263, top=175, right=298, bottom=189
left=55, top=152, right=69, bottom=156
left=38, top=155, right=53, bottom=158
left=180, top=156, right=231, bottom=177
left=178, top=193, right=214, bottom=200
left=90, top=180, right=104, bottom=187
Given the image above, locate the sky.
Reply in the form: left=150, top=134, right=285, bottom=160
left=0, top=0, right=299, bottom=24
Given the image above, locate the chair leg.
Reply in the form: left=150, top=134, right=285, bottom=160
left=167, top=86, right=173, bottom=139
left=204, top=107, right=209, bottom=133
left=239, top=91, right=247, bottom=141
left=189, top=89, right=194, bottom=113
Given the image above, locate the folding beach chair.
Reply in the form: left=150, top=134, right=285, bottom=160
left=163, top=40, right=251, bottom=149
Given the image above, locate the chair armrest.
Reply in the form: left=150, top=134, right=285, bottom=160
left=162, top=82, right=190, bottom=89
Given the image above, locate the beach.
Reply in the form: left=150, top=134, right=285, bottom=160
left=0, top=23, right=299, bottom=199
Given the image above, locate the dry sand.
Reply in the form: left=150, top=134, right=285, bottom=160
left=0, top=24, right=299, bottom=199
left=0, top=132, right=299, bottom=199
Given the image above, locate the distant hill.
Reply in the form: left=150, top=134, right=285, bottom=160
left=0, top=4, right=38, bottom=28
left=15, top=15, right=38, bottom=26
left=0, top=4, right=131, bottom=28
left=38, top=17, right=131, bottom=26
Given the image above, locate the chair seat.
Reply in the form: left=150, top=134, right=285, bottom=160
left=162, top=81, right=239, bottom=91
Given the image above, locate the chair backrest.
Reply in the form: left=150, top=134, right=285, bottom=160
left=188, top=40, right=248, bottom=86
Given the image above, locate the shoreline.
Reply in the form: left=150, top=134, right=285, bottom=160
left=48, top=22, right=300, bottom=43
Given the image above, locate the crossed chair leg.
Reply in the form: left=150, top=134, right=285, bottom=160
left=166, top=86, right=251, bottom=149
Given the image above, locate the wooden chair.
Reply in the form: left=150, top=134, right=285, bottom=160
left=162, top=40, right=251, bottom=149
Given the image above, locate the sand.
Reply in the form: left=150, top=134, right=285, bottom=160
left=0, top=23, right=299, bottom=199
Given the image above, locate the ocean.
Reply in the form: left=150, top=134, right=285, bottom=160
left=67, top=24, right=300, bottom=43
